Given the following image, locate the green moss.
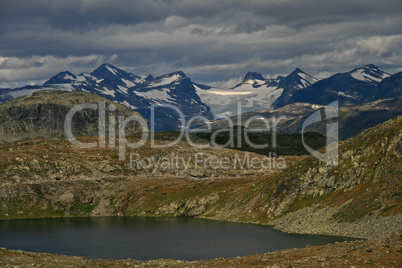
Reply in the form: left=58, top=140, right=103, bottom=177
left=0, top=200, right=66, bottom=219
left=0, top=162, right=9, bottom=172
left=70, top=204, right=96, bottom=215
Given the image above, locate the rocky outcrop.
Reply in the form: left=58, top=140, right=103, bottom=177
left=156, top=193, right=220, bottom=216
left=0, top=90, right=145, bottom=143
left=246, top=116, right=402, bottom=239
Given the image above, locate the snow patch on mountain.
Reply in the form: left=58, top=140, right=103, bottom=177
left=122, top=78, right=136, bottom=88
left=117, top=85, right=129, bottom=95
left=136, top=88, right=174, bottom=103
left=121, top=100, right=137, bottom=110
left=75, top=75, right=86, bottom=82
left=243, top=87, right=283, bottom=108
left=105, top=64, right=118, bottom=75
left=298, top=73, right=318, bottom=88
left=329, top=90, right=358, bottom=99
left=349, top=64, right=390, bottom=85
left=231, top=82, right=264, bottom=91
left=195, top=82, right=283, bottom=117
left=206, top=90, right=253, bottom=96
left=149, top=74, right=182, bottom=88
left=101, top=87, right=116, bottom=97
left=350, top=69, right=390, bottom=83
left=64, top=73, right=75, bottom=80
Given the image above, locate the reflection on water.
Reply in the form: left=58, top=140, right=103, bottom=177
left=0, top=217, right=356, bottom=260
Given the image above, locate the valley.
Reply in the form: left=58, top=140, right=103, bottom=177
left=1, top=116, right=401, bottom=239
left=0, top=65, right=401, bottom=266
left=0, top=116, right=401, bottom=266
left=2, top=1, right=402, bottom=266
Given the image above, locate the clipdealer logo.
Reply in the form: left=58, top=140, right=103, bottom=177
left=64, top=101, right=339, bottom=167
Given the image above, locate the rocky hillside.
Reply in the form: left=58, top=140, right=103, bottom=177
left=251, top=115, right=402, bottom=238
left=0, top=116, right=400, bottom=240
left=0, top=132, right=302, bottom=220
left=0, top=133, right=291, bottom=185
left=0, top=90, right=145, bottom=144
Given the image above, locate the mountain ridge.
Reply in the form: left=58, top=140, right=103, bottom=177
left=288, top=64, right=391, bottom=106
left=0, top=63, right=397, bottom=131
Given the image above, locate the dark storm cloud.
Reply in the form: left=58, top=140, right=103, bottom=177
left=0, top=0, right=401, bottom=87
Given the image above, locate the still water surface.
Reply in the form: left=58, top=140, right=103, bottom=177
left=0, top=217, right=355, bottom=260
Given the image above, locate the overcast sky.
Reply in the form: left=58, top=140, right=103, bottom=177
left=0, top=0, right=401, bottom=88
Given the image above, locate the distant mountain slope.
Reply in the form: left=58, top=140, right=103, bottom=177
left=0, top=90, right=145, bottom=144
left=0, top=84, right=75, bottom=104
left=130, top=71, right=211, bottom=131
left=196, top=68, right=317, bottom=117
left=272, top=68, right=318, bottom=109
left=299, top=97, right=402, bottom=139
left=370, top=72, right=402, bottom=101
left=288, top=64, right=390, bottom=106
left=200, top=97, right=402, bottom=140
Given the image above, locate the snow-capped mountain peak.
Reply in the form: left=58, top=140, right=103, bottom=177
left=145, top=71, right=188, bottom=88
left=144, top=75, right=154, bottom=81
left=44, top=71, right=77, bottom=85
left=291, top=68, right=318, bottom=88
left=243, top=71, right=265, bottom=82
left=91, top=63, right=123, bottom=77
left=349, top=64, right=390, bottom=84
left=89, top=63, right=142, bottom=87
left=276, top=68, right=318, bottom=91
left=271, top=68, right=318, bottom=109
left=232, top=71, right=268, bottom=90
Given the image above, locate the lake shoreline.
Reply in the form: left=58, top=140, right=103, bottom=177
left=0, top=231, right=400, bottom=267
left=0, top=216, right=357, bottom=261
left=1, top=176, right=400, bottom=241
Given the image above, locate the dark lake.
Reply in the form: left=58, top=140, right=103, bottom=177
left=0, top=217, right=356, bottom=260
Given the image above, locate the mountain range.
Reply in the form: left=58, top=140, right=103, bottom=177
left=0, top=63, right=400, bottom=131
left=288, top=64, right=391, bottom=106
